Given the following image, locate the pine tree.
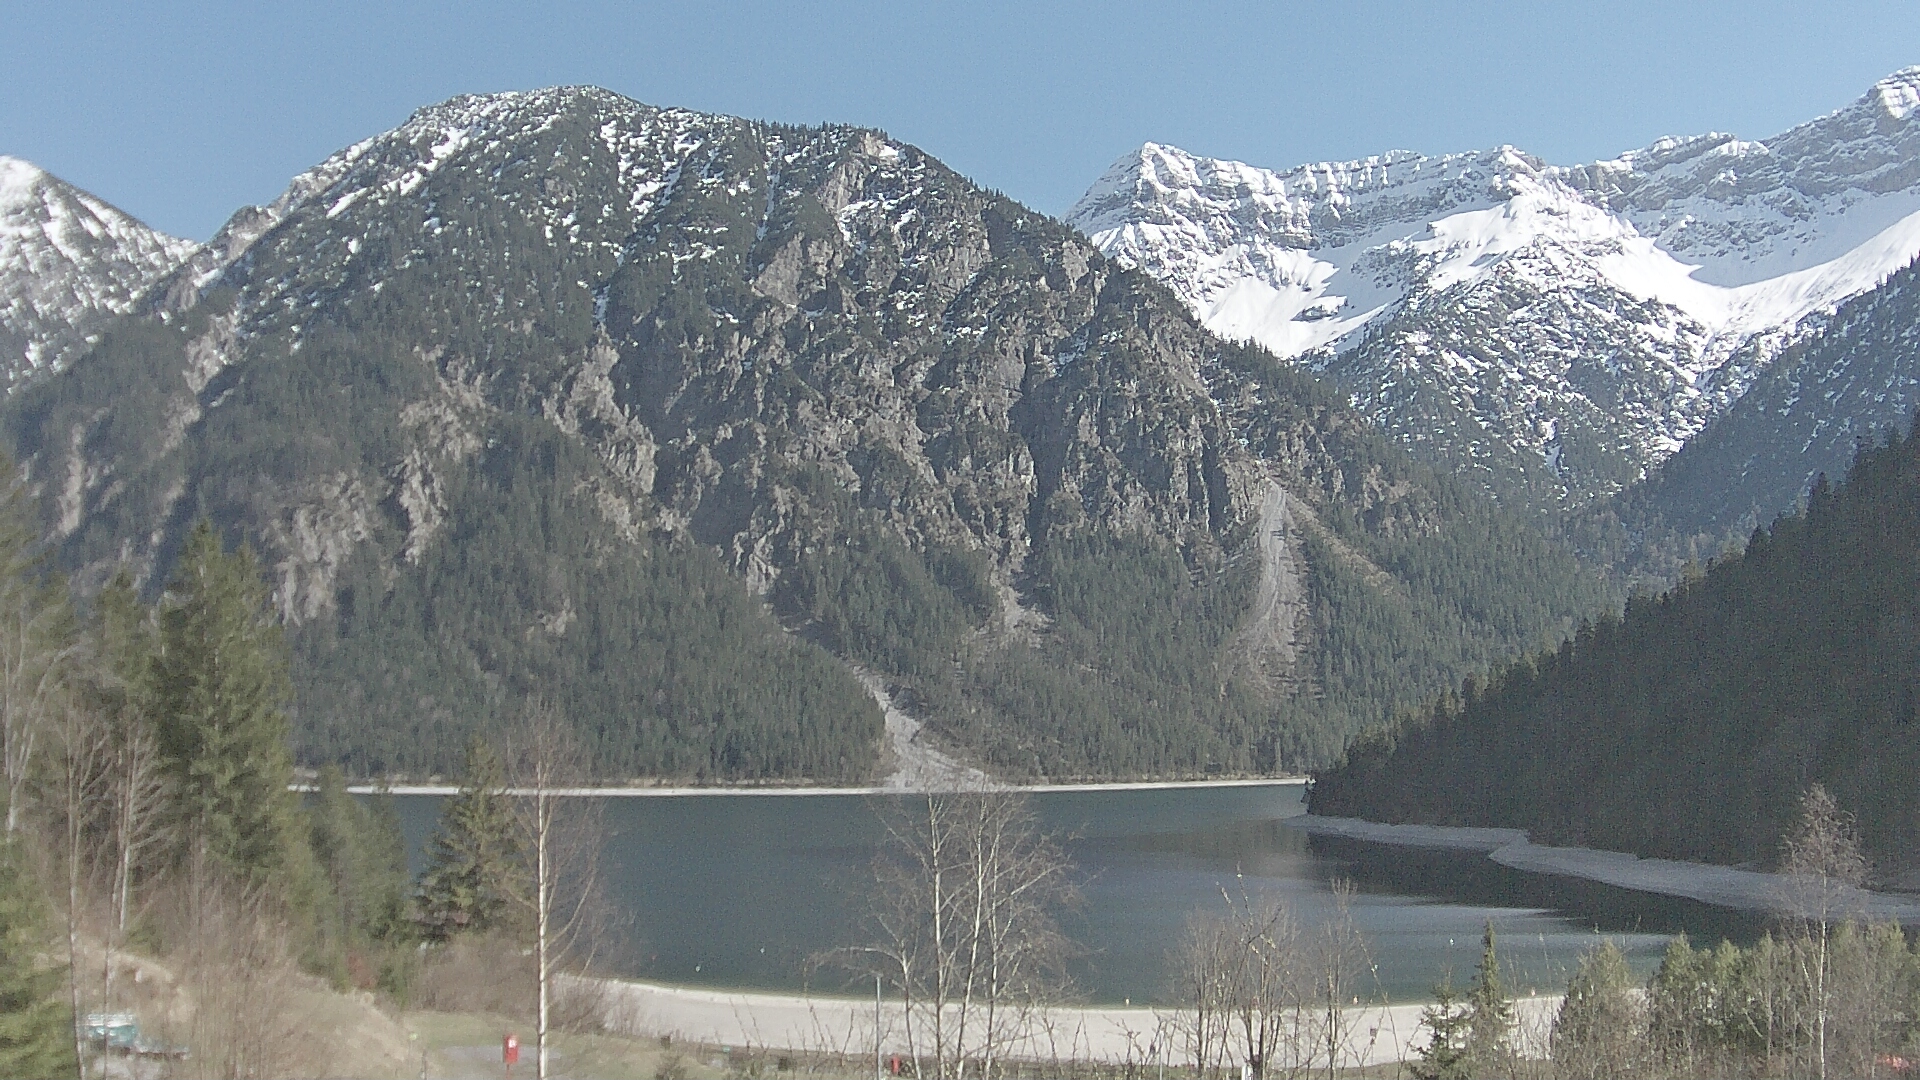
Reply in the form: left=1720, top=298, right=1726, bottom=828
left=1408, top=973, right=1471, bottom=1080
left=1552, top=940, right=1643, bottom=1079
left=0, top=841, right=74, bottom=1078
left=414, top=737, right=520, bottom=940
left=308, top=766, right=412, bottom=963
left=1465, top=920, right=1515, bottom=1073
left=151, top=519, right=304, bottom=885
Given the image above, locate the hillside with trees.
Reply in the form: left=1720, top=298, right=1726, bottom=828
left=0, top=468, right=423, bottom=1073
left=1574, top=256, right=1920, bottom=589
left=0, top=461, right=669, bottom=1075
left=3, top=89, right=1604, bottom=780
left=1312, top=413, right=1920, bottom=875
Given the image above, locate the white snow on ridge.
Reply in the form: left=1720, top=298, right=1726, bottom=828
left=1075, top=134, right=1920, bottom=367
left=1607, top=203, right=1920, bottom=347
left=1069, top=68, right=1920, bottom=496
left=164, top=88, right=734, bottom=333
left=0, top=155, right=194, bottom=380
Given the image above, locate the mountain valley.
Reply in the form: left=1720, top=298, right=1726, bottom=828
left=0, top=89, right=1600, bottom=779
left=3, top=70, right=1919, bottom=791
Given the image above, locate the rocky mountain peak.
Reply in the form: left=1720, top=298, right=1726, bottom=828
left=9, top=87, right=1600, bottom=779
left=1868, top=66, right=1920, bottom=121
left=0, top=156, right=192, bottom=383
left=1068, top=67, right=1920, bottom=508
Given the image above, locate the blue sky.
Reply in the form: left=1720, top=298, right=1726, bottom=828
left=6, top=1, right=1918, bottom=241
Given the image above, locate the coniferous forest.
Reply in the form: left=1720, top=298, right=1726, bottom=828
left=2, top=93, right=1603, bottom=783
left=1313, top=413, right=1920, bottom=874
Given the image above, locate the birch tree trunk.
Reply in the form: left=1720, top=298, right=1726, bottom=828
left=864, top=790, right=1071, bottom=1080
left=506, top=703, right=602, bottom=1080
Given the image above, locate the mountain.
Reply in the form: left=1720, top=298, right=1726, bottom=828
left=5, top=88, right=1602, bottom=780
left=1310, top=417, right=1920, bottom=877
left=0, top=157, right=194, bottom=385
left=1619, top=255, right=1920, bottom=550
left=1068, top=68, right=1920, bottom=509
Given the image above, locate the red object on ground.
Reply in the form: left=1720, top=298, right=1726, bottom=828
left=504, top=1033, right=520, bottom=1065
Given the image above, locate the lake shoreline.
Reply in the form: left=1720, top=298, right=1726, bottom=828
left=1292, top=814, right=1920, bottom=921
left=343, top=775, right=1308, bottom=797
left=579, top=972, right=1558, bottom=1067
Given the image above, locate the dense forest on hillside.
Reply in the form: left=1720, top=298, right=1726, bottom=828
left=1312, top=413, right=1920, bottom=873
left=8, top=285, right=886, bottom=782
left=1567, top=257, right=1920, bottom=590
left=6, top=90, right=1603, bottom=781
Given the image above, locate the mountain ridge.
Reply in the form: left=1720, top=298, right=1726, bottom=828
left=0, top=155, right=194, bottom=384
left=1068, top=67, right=1920, bottom=509
left=4, top=87, right=1603, bottom=779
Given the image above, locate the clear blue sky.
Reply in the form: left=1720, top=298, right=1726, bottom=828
left=6, top=1, right=1918, bottom=241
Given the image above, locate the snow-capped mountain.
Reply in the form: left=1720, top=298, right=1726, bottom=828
left=1069, top=68, right=1920, bottom=506
left=1627, top=254, right=1920, bottom=546
left=14, top=86, right=1601, bottom=776
left=0, top=157, right=194, bottom=384
left=153, top=88, right=721, bottom=325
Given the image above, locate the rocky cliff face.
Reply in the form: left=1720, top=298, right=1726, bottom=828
left=1069, top=69, right=1920, bottom=509
left=6, top=88, right=1601, bottom=777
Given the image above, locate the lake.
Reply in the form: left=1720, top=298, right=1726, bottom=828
left=390, top=783, right=1768, bottom=1005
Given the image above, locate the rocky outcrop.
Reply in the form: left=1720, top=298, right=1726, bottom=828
left=6, top=88, right=1600, bottom=776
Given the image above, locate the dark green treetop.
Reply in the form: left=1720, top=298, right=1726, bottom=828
left=1408, top=972, right=1471, bottom=1080
left=415, top=736, right=522, bottom=940
left=151, top=519, right=306, bottom=885
left=1465, top=920, right=1515, bottom=1072
left=1551, top=940, right=1643, bottom=1079
left=308, top=766, right=411, bottom=960
left=0, top=841, right=74, bottom=1078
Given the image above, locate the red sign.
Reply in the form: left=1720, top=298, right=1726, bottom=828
left=504, top=1034, right=520, bottom=1065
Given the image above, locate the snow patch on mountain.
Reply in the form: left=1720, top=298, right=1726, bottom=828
left=1069, top=68, right=1920, bottom=502
left=163, top=88, right=728, bottom=330
left=0, top=156, right=193, bottom=383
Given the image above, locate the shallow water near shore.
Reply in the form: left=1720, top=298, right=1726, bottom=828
left=389, top=784, right=1769, bottom=1004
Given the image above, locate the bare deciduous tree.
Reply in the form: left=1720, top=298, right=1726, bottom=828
left=1172, top=882, right=1374, bottom=1080
left=505, top=703, right=604, bottom=1080
left=1310, top=880, right=1367, bottom=1078
left=1777, top=783, right=1867, bottom=1080
left=103, top=716, right=167, bottom=984
left=49, top=694, right=109, bottom=1079
left=862, top=789, right=1073, bottom=1080
left=0, top=529, right=77, bottom=837
left=81, top=582, right=172, bottom=1006
left=1173, top=891, right=1306, bottom=1078
left=169, top=878, right=327, bottom=1080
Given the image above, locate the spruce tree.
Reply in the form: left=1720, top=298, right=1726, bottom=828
left=414, top=737, right=520, bottom=940
left=151, top=520, right=304, bottom=885
left=0, top=842, right=74, bottom=1078
left=1552, top=940, right=1643, bottom=1079
left=1465, top=920, right=1515, bottom=1073
left=309, top=766, right=412, bottom=960
left=1408, top=973, right=1471, bottom=1080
